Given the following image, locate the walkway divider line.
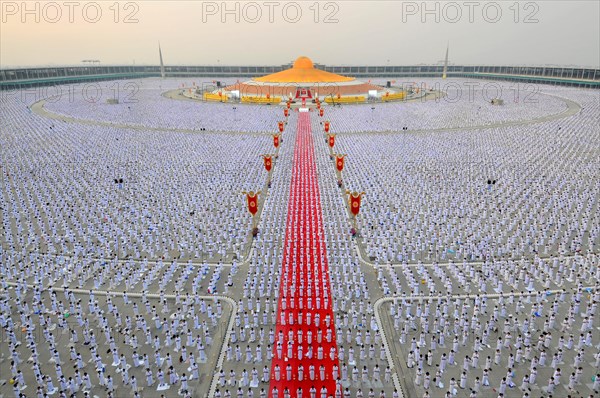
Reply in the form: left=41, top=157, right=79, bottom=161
left=0, top=246, right=257, bottom=270
left=332, top=92, right=581, bottom=135
left=30, top=98, right=274, bottom=136
left=354, top=244, right=598, bottom=269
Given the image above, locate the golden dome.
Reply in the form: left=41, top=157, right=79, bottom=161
left=293, top=56, right=314, bottom=69
left=253, top=56, right=355, bottom=84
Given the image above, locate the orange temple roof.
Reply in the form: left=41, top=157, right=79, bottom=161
left=253, top=56, right=355, bottom=84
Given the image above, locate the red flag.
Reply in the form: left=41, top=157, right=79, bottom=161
left=262, top=155, right=272, bottom=172
left=324, top=121, right=330, bottom=133
left=336, top=154, right=345, bottom=172
left=284, top=109, right=289, bottom=117
left=348, top=191, right=364, bottom=216
left=328, top=133, right=335, bottom=148
left=278, top=121, right=284, bottom=133
left=286, top=102, right=291, bottom=109
left=319, top=108, right=324, bottom=117
left=273, top=134, right=280, bottom=148
left=246, top=192, right=259, bottom=216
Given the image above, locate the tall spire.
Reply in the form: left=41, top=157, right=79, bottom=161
left=442, top=42, right=449, bottom=79
left=159, top=42, right=165, bottom=79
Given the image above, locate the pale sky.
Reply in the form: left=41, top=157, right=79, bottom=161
left=1, top=0, right=599, bottom=68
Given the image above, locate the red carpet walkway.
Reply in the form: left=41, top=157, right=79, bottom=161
left=270, top=113, right=339, bottom=398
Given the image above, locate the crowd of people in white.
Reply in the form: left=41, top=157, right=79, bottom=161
left=324, top=80, right=568, bottom=133
left=336, top=88, right=599, bottom=263
left=1, top=93, right=268, bottom=264
left=42, top=79, right=278, bottom=133
left=0, top=78, right=598, bottom=398
left=0, top=82, right=273, bottom=398
left=331, top=86, right=600, bottom=397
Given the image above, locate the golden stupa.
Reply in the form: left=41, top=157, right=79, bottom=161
left=254, top=56, right=355, bottom=84
left=219, top=56, right=393, bottom=103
